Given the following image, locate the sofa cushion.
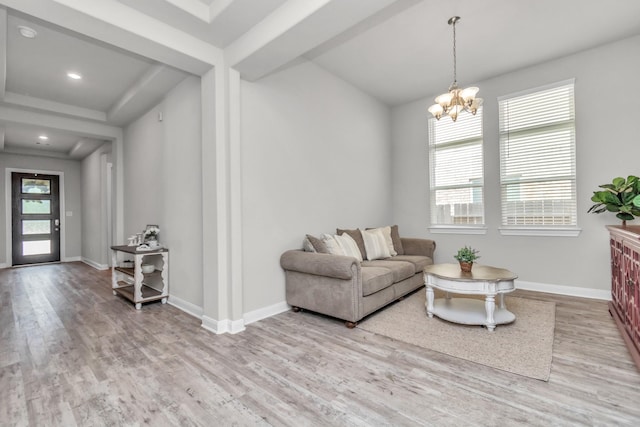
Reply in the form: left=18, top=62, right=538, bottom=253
left=334, top=233, right=363, bottom=261
left=337, top=228, right=367, bottom=260
left=361, top=267, right=394, bottom=296
left=302, top=236, right=316, bottom=252
left=306, top=234, right=329, bottom=253
left=320, top=234, right=346, bottom=255
left=361, top=260, right=414, bottom=282
left=390, top=225, right=404, bottom=255
left=387, top=255, right=433, bottom=273
left=361, top=228, right=392, bottom=260
left=366, top=226, right=397, bottom=256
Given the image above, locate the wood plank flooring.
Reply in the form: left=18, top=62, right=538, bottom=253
left=1, top=262, right=639, bottom=426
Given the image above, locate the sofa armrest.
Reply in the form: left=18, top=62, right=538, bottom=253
left=280, top=250, right=359, bottom=280
left=400, top=238, right=436, bottom=258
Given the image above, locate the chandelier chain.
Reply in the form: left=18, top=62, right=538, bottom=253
left=452, top=19, right=457, bottom=85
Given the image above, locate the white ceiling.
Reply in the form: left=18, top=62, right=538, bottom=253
left=308, top=0, right=640, bottom=105
left=1, top=0, right=640, bottom=159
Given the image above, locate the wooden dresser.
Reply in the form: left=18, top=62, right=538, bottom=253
left=607, top=225, right=640, bottom=370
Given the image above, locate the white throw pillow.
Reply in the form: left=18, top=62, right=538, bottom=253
left=369, top=226, right=397, bottom=256
left=334, top=233, right=363, bottom=262
left=320, top=234, right=346, bottom=256
left=361, top=228, right=392, bottom=260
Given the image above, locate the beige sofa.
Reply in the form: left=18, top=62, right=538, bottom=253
left=280, top=237, right=436, bottom=327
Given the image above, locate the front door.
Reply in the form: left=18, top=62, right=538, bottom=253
left=11, top=172, right=61, bottom=265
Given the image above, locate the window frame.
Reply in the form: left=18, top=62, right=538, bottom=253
left=428, top=107, right=487, bottom=235
left=497, top=79, right=581, bottom=237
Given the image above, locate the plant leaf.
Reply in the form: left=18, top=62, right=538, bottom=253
left=613, top=177, right=626, bottom=188
left=617, top=212, right=634, bottom=221
left=601, top=191, right=621, bottom=205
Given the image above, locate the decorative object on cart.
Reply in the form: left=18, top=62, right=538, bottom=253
left=588, top=175, right=640, bottom=226
left=428, top=16, right=482, bottom=122
left=453, top=245, right=480, bottom=272
left=144, top=224, right=160, bottom=247
left=141, top=263, right=155, bottom=274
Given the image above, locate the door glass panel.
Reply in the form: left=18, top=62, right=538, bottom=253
left=23, top=240, right=51, bottom=256
left=22, top=220, right=51, bottom=235
left=22, top=199, right=51, bottom=214
left=22, top=178, right=51, bottom=194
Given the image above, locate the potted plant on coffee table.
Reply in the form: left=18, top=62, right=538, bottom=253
left=454, top=246, right=480, bottom=273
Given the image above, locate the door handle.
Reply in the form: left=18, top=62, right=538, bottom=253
left=54, top=219, right=60, bottom=226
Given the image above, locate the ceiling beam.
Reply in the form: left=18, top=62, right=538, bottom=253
left=0, top=7, right=7, bottom=98
left=225, top=0, right=333, bottom=68
left=3, top=92, right=107, bottom=122
left=225, top=0, right=400, bottom=81
left=208, top=0, right=237, bottom=22
left=0, top=0, right=219, bottom=75
left=107, top=64, right=187, bottom=126
left=0, top=104, right=122, bottom=140
left=68, top=139, right=84, bottom=157
left=164, top=0, right=210, bottom=22
left=162, top=0, right=238, bottom=24
left=67, top=138, right=105, bottom=159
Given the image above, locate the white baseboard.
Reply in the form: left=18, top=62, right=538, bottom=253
left=168, top=294, right=203, bottom=319
left=516, top=280, right=610, bottom=301
left=244, top=300, right=290, bottom=325
left=0, top=259, right=83, bottom=269
left=202, top=315, right=246, bottom=335
left=81, top=257, right=109, bottom=270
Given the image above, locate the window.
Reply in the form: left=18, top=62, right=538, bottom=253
left=498, top=80, right=578, bottom=235
left=428, top=107, right=484, bottom=230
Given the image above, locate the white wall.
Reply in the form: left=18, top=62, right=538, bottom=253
left=81, top=145, right=112, bottom=268
left=241, top=60, right=392, bottom=313
left=0, top=153, right=82, bottom=266
left=391, top=35, right=640, bottom=294
left=123, top=76, right=203, bottom=308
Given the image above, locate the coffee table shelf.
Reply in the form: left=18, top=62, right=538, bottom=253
left=431, top=297, right=516, bottom=326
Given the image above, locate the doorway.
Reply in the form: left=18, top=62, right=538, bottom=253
left=11, top=172, right=61, bottom=265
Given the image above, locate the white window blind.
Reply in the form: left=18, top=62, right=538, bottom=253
left=499, top=80, right=577, bottom=227
left=429, top=108, right=484, bottom=226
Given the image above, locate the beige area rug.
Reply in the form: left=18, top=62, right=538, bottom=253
left=358, top=290, right=556, bottom=381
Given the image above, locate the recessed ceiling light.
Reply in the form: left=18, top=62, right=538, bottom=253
left=38, top=135, right=48, bottom=140
left=18, top=25, right=37, bottom=39
left=67, top=72, right=82, bottom=80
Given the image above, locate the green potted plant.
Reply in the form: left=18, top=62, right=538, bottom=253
left=588, top=176, right=640, bottom=226
left=454, top=246, right=480, bottom=273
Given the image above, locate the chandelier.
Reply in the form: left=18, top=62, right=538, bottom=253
left=428, top=16, right=482, bottom=122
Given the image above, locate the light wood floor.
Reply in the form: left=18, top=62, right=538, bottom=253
left=1, top=262, right=639, bottom=426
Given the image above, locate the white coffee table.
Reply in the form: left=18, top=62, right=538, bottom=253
left=423, top=263, right=517, bottom=332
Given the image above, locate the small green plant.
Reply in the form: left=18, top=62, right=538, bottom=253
left=453, top=246, right=480, bottom=263
left=588, top=176, right=640, bottom=223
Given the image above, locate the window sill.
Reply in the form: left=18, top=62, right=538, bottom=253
left=428, top=226, right=488, bottom=235
left=498, top=227, right=582, bottom=237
